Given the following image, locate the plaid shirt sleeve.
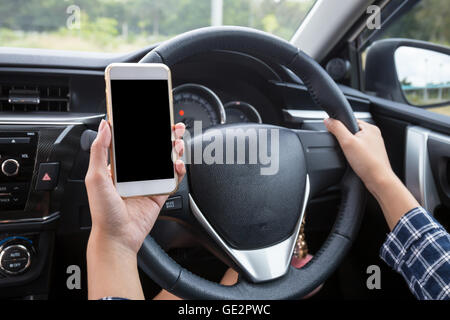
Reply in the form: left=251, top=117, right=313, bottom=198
left=380, top=207, right=450, bottom=300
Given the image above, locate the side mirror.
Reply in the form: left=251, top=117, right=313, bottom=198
left=365, top=39, right=450, bottom=110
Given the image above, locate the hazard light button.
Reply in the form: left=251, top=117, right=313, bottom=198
left=35, top=162, right=60, bottom=191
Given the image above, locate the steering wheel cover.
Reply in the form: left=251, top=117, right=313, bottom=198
left=138, top=26, right=366, bottom=299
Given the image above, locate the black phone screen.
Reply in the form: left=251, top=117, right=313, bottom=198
left=111, top=79, right=173, bottom=183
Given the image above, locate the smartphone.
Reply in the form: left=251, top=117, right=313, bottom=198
left=105, top=63, right=178, bottom=197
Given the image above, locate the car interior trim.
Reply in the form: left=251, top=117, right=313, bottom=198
left=290, top=0, right=375, bottom=61
left=54, top=125, right=75, bottom=145
left=0, top=67, right=105, bottom=77
left=283, top=109, right=372, bottom=123
left=0, top=212, right=60, bottom=225
left=0, top=113, right=105, bottom=125
left=405, top=126, right=443, bottom=213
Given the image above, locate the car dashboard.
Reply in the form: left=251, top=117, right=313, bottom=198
left=0, top=46, right=371, bottom=299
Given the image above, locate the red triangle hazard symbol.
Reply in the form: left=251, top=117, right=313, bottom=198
left=42, top=173, right=52, bottom=181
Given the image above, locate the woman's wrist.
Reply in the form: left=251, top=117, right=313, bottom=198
left=364, top=169, right=398, bottom=198
left=87, top=229, right=144, bottom=300
left=364, top=170, right=420, bottom=230
left=87, top=228, right=138, bottom=261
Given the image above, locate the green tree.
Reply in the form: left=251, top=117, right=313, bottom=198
left=382, top=0, right=450, bottom=46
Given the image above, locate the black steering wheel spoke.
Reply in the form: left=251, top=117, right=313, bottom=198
left=158, top=173, right=192, bottom=222
left=295, top=129, right=347, bottom=197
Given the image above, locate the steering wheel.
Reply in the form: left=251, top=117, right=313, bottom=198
left=138, top=26, right=366, bottom=299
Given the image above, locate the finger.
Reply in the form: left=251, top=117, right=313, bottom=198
left=174, top=122, right=185, bottom=139
left=356, top=119, right=370, bottom=129
left=88, top=119, right=111, bottom=174
left=220, top=268, right=239, bottom=286
left=357, top=119, right=367, bottom=125
left=175, top=159, right=186, bottom=184
left=174, top=139, right=184, bottom=157
left=324, top=118, right=354, bottom=144
left=356, top=120, right=382, bottom=137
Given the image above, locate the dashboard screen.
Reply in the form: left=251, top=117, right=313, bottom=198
left=110, top=79, right=173, bottom=183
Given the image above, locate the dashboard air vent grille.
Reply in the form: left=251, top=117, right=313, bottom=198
left=0, top=83, right=70, bottom=112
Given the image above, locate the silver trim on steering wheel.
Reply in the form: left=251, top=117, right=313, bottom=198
left=188, top=175, right=310, bottom=283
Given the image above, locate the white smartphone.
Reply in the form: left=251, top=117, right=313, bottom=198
left=105, top=63, right=178, bottom=197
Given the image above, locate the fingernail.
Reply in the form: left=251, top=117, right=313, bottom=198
left=324, top=118, right=330, bottom=126
left=98, top=119, right=106, bottom=132
left=103, top=120, right=109, bottom=132
left=175, top=127, right=184, bottom=135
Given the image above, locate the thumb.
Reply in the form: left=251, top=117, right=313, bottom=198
left=324, top=118, right=354, bottom=144
left=88, top=120, right=111, bottom=178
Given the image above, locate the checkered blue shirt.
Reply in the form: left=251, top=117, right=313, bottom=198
left=380, top=207, right=450, bottom=300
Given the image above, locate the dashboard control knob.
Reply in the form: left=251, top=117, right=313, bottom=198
left=0, top=244, right=31, bottom=275
left=1, top=159, right=19, bottom=177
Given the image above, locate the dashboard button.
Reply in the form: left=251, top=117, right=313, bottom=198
left=2, top=259, right=28, bottom=273
left=0, top=183, right=28, bottom=193
left=0, top=244, right=31, bottom=275
left=11, top=195, right=24, bottom=205
left=1, top=159, right=20, bottom=177
left=0, top=137, right=30, bottom=144
left=10, top=183, right=28, bottom=193
left=163, top=196, right=183, bottom=211
left=0, top=197, right=11, bottom=204
left=2, top=246, right=28, bottom=260
left=35, top=162, right=60, bottom=191
left=0, top=195, right=26, bottom=211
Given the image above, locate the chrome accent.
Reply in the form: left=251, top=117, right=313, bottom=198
left=0, top=66, right=105, bottom=77
left=405, top=126, right=444, bottom=213
left=1, top=159, right=19, bottom=177
left=8, top=96, right=40, bottom=105
left=0, top=212, right=60, bottom=224
left=0, top=244, right=31, bottom=275
left=283, top=109, right=372, bottom=123
left=0, top=121, right=84, bottom=125
left=173, top=83, right=226, bottom=125
left=0, top=113, right=105, bottom=125
left=189, top=175, right=310, bottom=283
left=54, top=125, right=74, bottom=145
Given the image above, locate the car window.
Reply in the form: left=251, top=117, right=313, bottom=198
left=358, top=0, right=450, bottom=116
left=371, top=0, right=449, bottom=46
left=0, top=0, right=317, bottom=53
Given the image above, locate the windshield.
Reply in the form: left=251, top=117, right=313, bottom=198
left=0, top=0, right=316, bottom=53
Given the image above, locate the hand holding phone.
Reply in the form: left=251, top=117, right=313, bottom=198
left=86, top=118, right=185, bottom=251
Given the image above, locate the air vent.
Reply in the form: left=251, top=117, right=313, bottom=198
left=0, top=83, right=70, bottom=112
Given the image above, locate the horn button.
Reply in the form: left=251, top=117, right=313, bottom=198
left=188, top=124, right=307, bottom=250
